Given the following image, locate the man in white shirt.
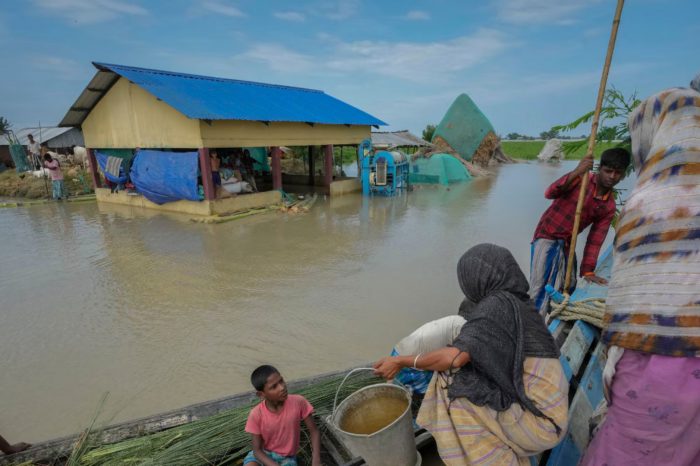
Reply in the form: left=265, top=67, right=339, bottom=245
left=26, top=133, right=41, bottom=170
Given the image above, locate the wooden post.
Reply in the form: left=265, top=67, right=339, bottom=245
left=271, top=146, right=282, bottom=190
left=308, top=145, right=315, bottom=186
left=86, top=148, right=101, bottom=189
left=564, top=0, right=625, bottom=292
left=323, top=144, right=333, bottom=187
left=198, top=148, right=215, bottom=200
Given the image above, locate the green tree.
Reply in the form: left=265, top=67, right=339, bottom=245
left=539, top=128, right=560, bottom=140
left=422, top=124, right=436, bottom=142
left=552, top=87, right=640, bottom=156
left=598, top=125, right=617, bottom=140
left=506, top=132, right=522, bottom=140
left=0, top=116, right=11, bottom=136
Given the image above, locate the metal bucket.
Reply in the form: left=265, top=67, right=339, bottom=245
left=329, top=369, right=420, bottom=466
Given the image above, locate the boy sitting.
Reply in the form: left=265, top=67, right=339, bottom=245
left=244, top=365, right=321, bottom=466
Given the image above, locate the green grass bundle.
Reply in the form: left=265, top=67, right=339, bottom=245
left=76, top=371, right=382, bottom=466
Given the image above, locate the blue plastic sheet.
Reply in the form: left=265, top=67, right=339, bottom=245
left=130, top=150, right=200, bottom=205
left=95, top=151, right=129, bottom=184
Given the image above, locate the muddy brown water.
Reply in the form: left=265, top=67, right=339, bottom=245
left=339, top=394, right=409, bottom=435
left=0, top=161, right=635, bottom=442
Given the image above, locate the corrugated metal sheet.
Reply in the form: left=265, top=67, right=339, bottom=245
left=60, top=62, right=386, bottom=127
left=371, top=130, right=432, bottom=148
left=60, top=69, right=120, bottom=127
left=1, top=127, right=84, bottom=147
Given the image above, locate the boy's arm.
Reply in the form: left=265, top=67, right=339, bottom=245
left=581, top=207, right=614, bottom=284
left=302, top=415, right=322, bottom=466
left=251, top=434, right=279, bottom=466
left=544, top=155, right=593, bottom=199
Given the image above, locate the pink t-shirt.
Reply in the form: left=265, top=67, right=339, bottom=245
left=44, top=160, right=63, bottom=181
left=244, top=394, right=314, bottom=456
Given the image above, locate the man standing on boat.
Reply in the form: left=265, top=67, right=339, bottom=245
left=529, top=148, right=630, bottom=315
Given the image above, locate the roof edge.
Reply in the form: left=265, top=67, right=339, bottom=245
left=93, top=61, right=325, bottom=94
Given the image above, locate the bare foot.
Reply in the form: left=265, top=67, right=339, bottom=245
left=7, top=442, right=31, bottom=454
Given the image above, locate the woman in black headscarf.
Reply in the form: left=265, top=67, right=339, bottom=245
left=374, top=244, right=568, bottom=465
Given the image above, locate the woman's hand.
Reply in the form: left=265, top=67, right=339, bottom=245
left=373, top=356, right=403, bottom=380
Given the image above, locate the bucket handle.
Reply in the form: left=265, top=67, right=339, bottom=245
left=331, top=367, right=409, bottom=418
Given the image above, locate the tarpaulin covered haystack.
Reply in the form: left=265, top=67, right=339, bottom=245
left=409, top=153, right=471, bottom=185
left=430, top=94, right=511, bottom=170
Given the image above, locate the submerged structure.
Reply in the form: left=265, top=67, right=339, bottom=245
left=409, top=153, right=471, bottom=185
left=59, top=62, right=386, bottom=215
left=359, top=139, right=410, bottom=196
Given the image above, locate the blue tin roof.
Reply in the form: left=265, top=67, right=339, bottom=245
left=91, top=62, right=386, bottom=126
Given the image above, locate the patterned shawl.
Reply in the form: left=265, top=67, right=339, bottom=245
left=603, top=87, right=700, bottom=357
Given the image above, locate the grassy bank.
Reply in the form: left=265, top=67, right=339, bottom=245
left=0, top=168, right=93, bottom=199
left=501, top=140, right=620, bottom=160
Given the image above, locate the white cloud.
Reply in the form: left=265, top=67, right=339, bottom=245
left=234, top=44, right=314, bottom=73
left=275, top=11, right=306, bottom=22
left=32, top=0, right=147, bottom=24
left=493, top=0, right=600, bottom=25
left=403, top=10, right=430, bottom=21
left=199, top=1, right=245, bottom=18
left=321, top=0, right=359, bottom=20
left=31, top=56, right=88, bottom=80
left=325, top=29, right=512, bottom=83
left=226, top=29, right=511, bottom=84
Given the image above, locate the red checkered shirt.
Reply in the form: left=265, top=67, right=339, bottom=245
left=533, top=172, right=616, bottom=275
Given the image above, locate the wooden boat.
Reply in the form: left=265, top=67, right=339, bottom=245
left=3, top=249, right=613, bottom=466
left=0, top=367, right=380, bottom=466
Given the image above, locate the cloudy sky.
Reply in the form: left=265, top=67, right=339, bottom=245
left=1, top=0, right=698, bottom=137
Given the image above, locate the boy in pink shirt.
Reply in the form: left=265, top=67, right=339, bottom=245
left=244, top=365, right=321, bottom=466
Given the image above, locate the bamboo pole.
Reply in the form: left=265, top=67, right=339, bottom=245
left=563, top=0, right=625, bottom=292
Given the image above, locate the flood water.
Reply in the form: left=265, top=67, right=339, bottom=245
left=0, top=161, right=634, bottom=442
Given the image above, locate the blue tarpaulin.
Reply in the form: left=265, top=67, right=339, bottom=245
left=95, top=151, right=129, bottom=184
left=130, top=150, right=200, bottom=205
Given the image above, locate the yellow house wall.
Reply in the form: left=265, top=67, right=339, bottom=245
left=82, top=78, right=202, bottom=148
left=200, top=120, right=370, bottom=147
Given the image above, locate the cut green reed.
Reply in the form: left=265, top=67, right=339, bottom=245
left=76, top=371, right=382, bottom=466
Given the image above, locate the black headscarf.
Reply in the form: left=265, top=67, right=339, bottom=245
left=449, top=244, right=560, bottom=430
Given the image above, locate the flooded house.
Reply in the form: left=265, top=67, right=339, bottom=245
left=59, top=62, right=386, bottom=216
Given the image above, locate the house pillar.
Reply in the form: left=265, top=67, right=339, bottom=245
left=323, top=144, right=333, bottom=188
left=86, top=148, right=101, bottom=189
left=271, top=146, right=282, bottom=190
left=307, top=145, right=315, bottom=186
left=198, top=148, right=215, bottom=200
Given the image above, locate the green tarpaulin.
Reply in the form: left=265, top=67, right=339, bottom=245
left=432, top=94, right=494, bottom=161
left=409, top=153, right=471, bottom=185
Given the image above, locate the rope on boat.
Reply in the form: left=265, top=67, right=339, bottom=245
left=549, top=293, right=606, bottom=328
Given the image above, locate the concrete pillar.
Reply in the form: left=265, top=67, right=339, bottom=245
left=323, top=144, right=333, bottom=188
left=271, top=146, right=282, bottom=190
left=198, top=148, right=215, bottom=200
left=86, top=148, right=101, bottom=189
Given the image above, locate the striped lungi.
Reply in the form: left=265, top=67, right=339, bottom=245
left=529, top=239, right=577, bottom=316
left=417, top=357, right=569, bottom=466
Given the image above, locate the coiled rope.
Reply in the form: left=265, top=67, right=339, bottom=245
left=549, top=294, right=606, bottom=328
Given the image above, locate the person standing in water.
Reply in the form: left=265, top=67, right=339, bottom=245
left=43, top=153, right=65, bottom=200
